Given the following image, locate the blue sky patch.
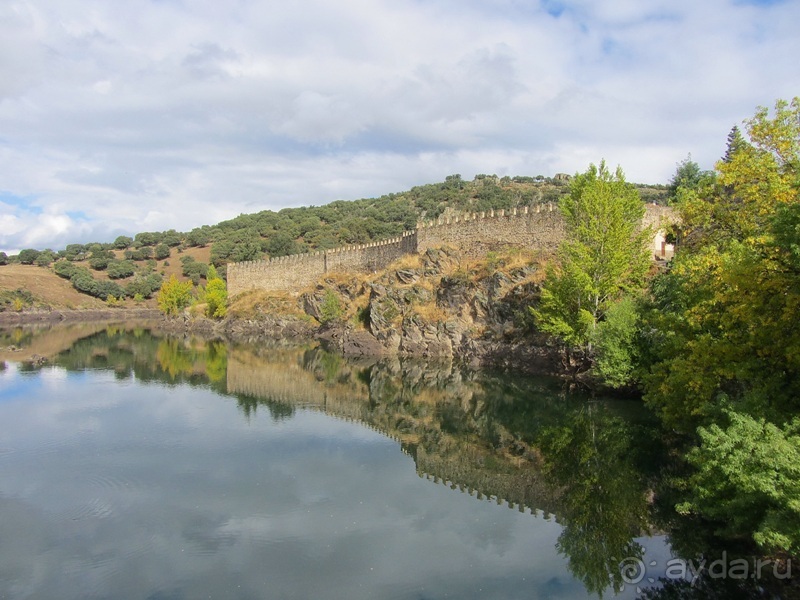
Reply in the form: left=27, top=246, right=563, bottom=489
left=0, top=192, right=41, bottom=214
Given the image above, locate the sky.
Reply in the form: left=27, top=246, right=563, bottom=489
left=1, top=0, right=799, bottom=253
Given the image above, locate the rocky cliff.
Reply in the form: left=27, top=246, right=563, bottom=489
left=206, top=246, right=585, bottom=377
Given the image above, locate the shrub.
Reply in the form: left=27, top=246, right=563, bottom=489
left=114, top=235, right=133, bottom=249
left=319, top=289, right=343, bottom=324
left=107, top=260, right=136, bottom=279
left=125, top=273, right=163, bottom=299
left=53, top=260, right=79, bottom=279
left=182, top=259, right=209, bottom=282
left=205, top=277, right=228, bottom=318
left=157, top=276, right=193, bottom=316
left=34, top=251, right=56, bottom=267
left=154, top=243, right=170, bottom=260
left=89, top=256, right=110, bottom=270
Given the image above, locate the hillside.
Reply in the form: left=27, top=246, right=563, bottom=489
left=0, top=174, right=668, bottom=310
left=0, top=264, right=107, bottom=311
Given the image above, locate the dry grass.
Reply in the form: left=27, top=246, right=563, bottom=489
left=227, top=289, right=311, bottom=321
left=410, top=301, right=448, bottom=323
left=0, top=264, right=106, bottom=310
left=388, top=253, right=424, bottom=271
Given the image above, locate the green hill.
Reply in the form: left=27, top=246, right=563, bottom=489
left=0, top=174, right=667, bottom=308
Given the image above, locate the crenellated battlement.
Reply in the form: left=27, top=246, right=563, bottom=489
left=227, top=203, right=675, bottom=296
left=415, top=202, right=554, bottom=229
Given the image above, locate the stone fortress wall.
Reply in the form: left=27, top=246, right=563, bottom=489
left=227, top=203, right=675, bottom=296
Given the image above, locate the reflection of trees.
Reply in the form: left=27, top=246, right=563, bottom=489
left=40, top=327, right=667, bottom=598
left=0, top=327, right=34, bottom=348
left=638, top=571, right=779, bottom=599
left=48, top=327, right=228, bottom=394
left=155, top=338, right=228, bottom=384
left=236, top=395, right=296, bottom=422
left=537, top=406, right=651, bottom=597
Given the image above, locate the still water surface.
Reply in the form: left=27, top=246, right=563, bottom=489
left=0, top=324, right=672, bottom=599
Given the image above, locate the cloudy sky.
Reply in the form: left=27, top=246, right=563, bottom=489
left=1, top=0, right=798, bottom=253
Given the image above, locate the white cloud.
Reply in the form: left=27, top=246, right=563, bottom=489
left=1, top=0, right=799, bottom=252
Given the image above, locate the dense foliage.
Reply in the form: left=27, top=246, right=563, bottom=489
left=157, top=275, right=193, bottom=316
left=640, top=98, right=800, bottom=557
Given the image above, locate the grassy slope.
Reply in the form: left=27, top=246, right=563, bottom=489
left=0, top=264, right=106, bottom=310
left=0, top=245, right=212, bottom=311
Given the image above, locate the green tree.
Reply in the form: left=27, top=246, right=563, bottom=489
left=676, top=411, right=800, bottom=555
left=591, top=296, right=640, bottom=389
left=89, top=255, right=110, bottom=270
left=154, top=243, right=171, bottom=260
left=53, top=260, right=79, bottom=279
left=667, top=154, right=713, bottom=203
left=34, top=250, right=56, bottom=267
left=0, top=252, right=7, bottom=266
left=538, top=406, right=651, bottom=596
left=639, top=99, right=800, bottom=572
left=161, top=229, right=182, bottom=247
left=18, top=248, right=41, bottom=265
left=62, top=243, right=86, bottom=260
left=124, top=273, right=163, bottom=299
left=266, top=232, right=298, bottom=257
left=113, top=235, right=133, bottom=249
left=722, top=125, right=747, bottom=163
left=181, top=257, right=209, bottom=284
left=204, top=266, right=227, bottom=319
left=532, top=161, right=651, bottom=349
left=157, top=276, right=193, bottom=316
left=643, top=98, right=800, bottom=431
left=186, top=228, right=211, bottom=247
left=135, top=232, right=158, bottom=247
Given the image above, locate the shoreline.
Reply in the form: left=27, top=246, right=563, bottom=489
left=0, top=308, right=162, bottom=326
left=0, top=308, right=608, bottom=392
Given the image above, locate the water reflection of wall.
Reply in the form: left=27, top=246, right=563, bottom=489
left=226, top=346, right=561, bottom=517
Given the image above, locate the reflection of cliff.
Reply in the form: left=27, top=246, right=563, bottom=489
left=226, top=346, right=561, bottom=516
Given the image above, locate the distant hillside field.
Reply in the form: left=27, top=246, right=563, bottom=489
left=0, top=264, right=106, bottom=310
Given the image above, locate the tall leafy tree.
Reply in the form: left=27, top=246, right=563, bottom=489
left=157, top=276, right=193, bottom=316
left=643, top=98, right=800, bottom=430
left=667, top=155, right=703, bottom=202
left=532, top=161, right=651, bottom=349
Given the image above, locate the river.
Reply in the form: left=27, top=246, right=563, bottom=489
left=0, top=322, right=676, bottom=599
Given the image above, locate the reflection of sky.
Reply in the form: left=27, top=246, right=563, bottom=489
left=0, top=364, right=664, bottom=599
